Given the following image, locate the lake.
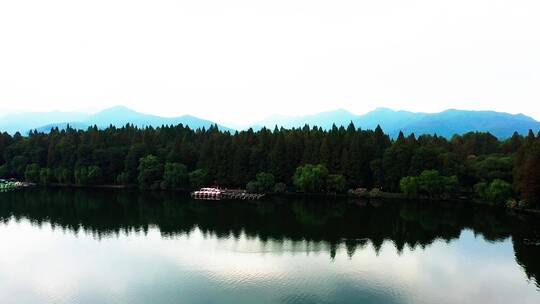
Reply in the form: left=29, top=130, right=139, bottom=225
left=0, top=188, right=539, bottom=304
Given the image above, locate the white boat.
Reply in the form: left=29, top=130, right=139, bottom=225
left=191, top=187, right=222, bottom=200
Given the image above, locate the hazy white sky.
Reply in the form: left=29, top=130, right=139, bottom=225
left=1, top=0, right=539, bottom=125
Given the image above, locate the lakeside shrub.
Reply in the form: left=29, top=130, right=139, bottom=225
left=327, top=174, right=347, bottom=193
left=486, top=179, right=513, bottom=203
left=39, top=168, right=52, bottom=186
left=137, top=155, right=163, bottom=189
left=189, top=169, right=208, bottom=189
left=273, top=182, right=286, bottom=193
left=400, top=176, right=418, bottom=198
left=399, top=170, right=458, bottom=199
left=246, top=172, right=276, bottom=193
left=163, top=162, right=188, bottom=189
left=24, top=163, right=40, bottom=183
left=293, top=164, right=329, bottom=193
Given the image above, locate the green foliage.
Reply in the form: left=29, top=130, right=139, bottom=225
left=123, top=144, right=147, bottom=184
left=273, top=182, right=287, bottom=193
left=0, top=165, right=8, bottom=178
left=399, top=176, right=418, bottom=198
left=246, top=172, right=276, bottom=193
left=502, top=132, right=523, bottom=153
left=39, top=168, right=52, bottom=185
left=116, top=172, right=130, bottom=185
left=417, top=170, right=445, bottom=198
left=293, top=164, right=329, bottom=193
left=0, top=120, right=537, bottom=209
left=256, top=172, right=275, bottom=192
left=24, top=164, right=40, bottom=183
left=370, top=159, right=384, bottom=188
left=246, top=181, right=259, bottom=193
left=327, top=174, right=347, bottom=193
left=137, top=155, right=163, bottom=189
left=189, top=169, right=208, bottom=189
left=55, top=167, right=73, bottom=184
left=74, top=165, right=102, bottom=186
left=486, top=179, right=513, bottom=203
left=471, top=155, right=513, bottom=183
left=474, top=181, right=488, bottom=199
left=460, top=132, right=500, bottom=155
left=10, top=155, right=28, bottom=178
left=409, top=147, right=441, bottom=176
left=518, top=140, right=540, bottom=208
left=443, top=175, right=459, bottom=196
left=163, top=162, right=188, bottom=189
left=400, top=170, right=459, bottom=199
left=382, top=143, right=414, bottom=191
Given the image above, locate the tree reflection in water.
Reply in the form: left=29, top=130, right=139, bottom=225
left=1, top=188, right=539, bottom=288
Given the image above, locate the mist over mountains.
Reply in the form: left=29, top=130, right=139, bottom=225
left=0, top=106, right=232, bottom=134
left=1, top=106, right=539, bottom=139
left=253, top=107, right=540, bottom=139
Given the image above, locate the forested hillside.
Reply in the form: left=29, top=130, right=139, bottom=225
left=0, top=123, right=539, bottom=209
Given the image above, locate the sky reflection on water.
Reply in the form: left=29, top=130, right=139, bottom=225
left=0, top=189, right=539, bottom=304
left=1, top=217, right=539, bottom=304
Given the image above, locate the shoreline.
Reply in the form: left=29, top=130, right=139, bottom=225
left=18, top=183, right=540, bottom=217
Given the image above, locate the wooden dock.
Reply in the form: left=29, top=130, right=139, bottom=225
left=191, top=188, right=265, bottom=201
left=221, top=189, right=265, bottom=200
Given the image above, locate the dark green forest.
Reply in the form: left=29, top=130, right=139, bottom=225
left=0, top=123, right=539, bottom=208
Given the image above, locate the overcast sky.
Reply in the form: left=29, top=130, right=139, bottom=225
left=1, top=0, right=539, bottom=125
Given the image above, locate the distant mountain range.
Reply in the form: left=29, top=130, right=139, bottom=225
left=1, top=106, right=539, bottom=139
left=252, top=107, right=540, bottom=139
left=0, top=106, right=231, bottom=134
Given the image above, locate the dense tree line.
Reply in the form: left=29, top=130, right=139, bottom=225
left=0, top=123, right=539, bottom=208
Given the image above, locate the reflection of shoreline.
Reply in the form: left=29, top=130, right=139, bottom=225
left=1, top=188, right=539, bottom=288
left=0, top=188, right=537, bottom=242
left=31, top=183, right=540, bottom=217
left=3, top=217, right=537, bottom=304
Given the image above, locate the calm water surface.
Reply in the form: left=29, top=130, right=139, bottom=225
left=0, top=189, right=539, bottom=304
